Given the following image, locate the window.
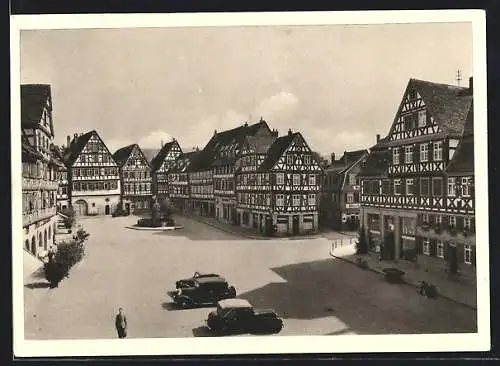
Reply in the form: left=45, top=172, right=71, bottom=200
left=309, top=174, right=316, bottom=185
left=420, top=144, right=429, bottom=162
left=464, top=216, right=472, bottom=230
left=447, top=178, right=456, bottom=197
left=435, top=215, right=442, bottom=225
left=287, top=154, right=294, bottom=165
left=308, top=194, right=315, bottom=206
left=392, top=148, right=400, bottom=165
left=304, top=155, right=311, bottom=165
left=292, top=195, right=300, bottom=206
left=276, top=173, right=284, bottom=185
left=293, top=174, right=300, bottom=186
left=405, top=146, right=413, bottom=163
left=406, top=179, right=415, bottom=196
left=423, top=238, right=430, bottom=255
left=436, top=241, right=444, bottom=258
left=449, top=216, right=456, bottom=227
left=462, top=177, right=472, bottom=197
left=432, top=178, right=443, bottom=196
left=394, top=179, right=402, bottom=195
left=382, top=180, right=391, bottom=195
left=348, top=174, right=357, bottom=185
left=420, top=178, right=429, bottom=196
left=276, top=194, right=284, bottom=206
left=418, top=110, right=427, bottom=127
left=464, top=245, right=472, bottom=264
left=433, top=141, right=443, bottom=161
left=422, top=214, right=429, bottom=224
left=346, top=193, right=354, bottom=203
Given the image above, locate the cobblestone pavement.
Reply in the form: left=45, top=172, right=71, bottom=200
left=23, top=215, right=477, bottom=340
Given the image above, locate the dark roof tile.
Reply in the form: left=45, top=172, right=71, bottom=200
left=112, top=144, right=136, bottom=168
left=258, top=132, right=298, bottom=171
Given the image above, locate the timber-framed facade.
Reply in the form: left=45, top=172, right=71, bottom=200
left=235, top=129, right=324, bottom=236
left=359, top=77, right=475, bottom=279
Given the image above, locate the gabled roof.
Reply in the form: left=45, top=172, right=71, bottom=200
left=150, top=140, right=182, bottom=171
left=380, top=79, right=472, bottom=148
left=168, top=151, right=200, bottom=173
left=64, top=131, right=95, bottom=166
left=21, top=84, right=54, bottom=136
left=258, top=132, right=298, bottom=171
left=245, top=135, right=276, bottom=154
left=190, top=120, right=271, bottom=171
left=446, top=105, right=474, bottom=175
left=112, top=144, right=136, bottom=168
left=358, top=148, right=391, bottom=178
left=325, top=149, right=369, bottom=175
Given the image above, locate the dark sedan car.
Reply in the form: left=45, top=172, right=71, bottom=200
left=168, top=276, right=237, bottom=308
left=206, top=299, right=283, bottom=335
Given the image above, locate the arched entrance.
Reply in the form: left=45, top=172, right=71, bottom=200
left=74, top=199, right=88, bottom=216
left=31, top=236, right=36, bottom=255
left=105, top=205, right=110, bottom=215
left=38, top=232, right=42, bottom=249
left=25, top=240, right=29, bottom=251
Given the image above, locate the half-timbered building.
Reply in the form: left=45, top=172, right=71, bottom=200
left=236, top=129, right=324, bottom=236
left=64, top=131, right=121, bottom=216
left=187, top=119, right=276, bottom=221
left=167, top=151, right=199, bottom=212
left=150, top=139, right=182, bottom=201
left=113, top=144, right=153, bottom=214
left=21, top=84, right=62, bottom=257
left=359, top=77, right=474, bottom=276
left=320, top=150, right=369, bottom=230
left=51, top=143, right=70, bottom=211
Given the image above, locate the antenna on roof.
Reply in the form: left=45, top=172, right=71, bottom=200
left=456, top=69, right=462, bottom=86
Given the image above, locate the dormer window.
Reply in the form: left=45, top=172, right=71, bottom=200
left=418, top=110, right=427, bottom=127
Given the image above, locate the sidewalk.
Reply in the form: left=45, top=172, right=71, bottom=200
left=330, top=252, right=477, bottom=310
left=179, top=212, right=324, bottom=241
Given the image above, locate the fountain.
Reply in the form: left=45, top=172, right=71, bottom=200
left=130, top=196, right=183, bottom=231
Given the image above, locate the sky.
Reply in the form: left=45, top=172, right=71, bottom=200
left=20, top=23, right=473, bottom=159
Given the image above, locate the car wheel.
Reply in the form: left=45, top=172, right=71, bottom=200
left=179, top=298, right=190, bottom=308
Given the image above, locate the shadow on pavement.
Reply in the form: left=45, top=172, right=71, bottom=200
left=25, top=282, right=51, bottom=289
left=236, top=258, right=477, bottom=335
left=192, top=325, right=215, bottom=337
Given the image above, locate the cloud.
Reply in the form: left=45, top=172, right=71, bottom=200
left=301, top=128, right=373, bottom=157
left=137, top=130, right=173, bottom=149
left=254, top=91, right=299, bottom=121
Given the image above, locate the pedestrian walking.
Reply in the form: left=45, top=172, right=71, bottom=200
left=115, top=307, right=128, bottom=339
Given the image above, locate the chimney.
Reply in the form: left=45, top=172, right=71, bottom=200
left=161, top=140, right=164, bottom=148
left=214, top=129, right=217, bottom=135
left=73, top=133, right=78, bottom=143
left=67, top=135, right=71, bottom=147
left=376, top=134, right=381, bottom=143
left=288, top=128, right=292, bottom=136
left=244, top=122, right=248, bottom=127
left=331, top=152, right=336, bottom=164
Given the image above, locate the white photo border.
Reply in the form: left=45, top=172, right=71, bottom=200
left=11, top=10, right=489, bottom=357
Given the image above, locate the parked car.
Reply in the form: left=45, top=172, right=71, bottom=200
left=168, top=276, right=237, bottom=308
left=176, top=271, right=223, bottom=289
left=206, top=299, right=283, bottom=335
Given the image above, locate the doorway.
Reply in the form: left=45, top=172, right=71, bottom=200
left=105, top=205, right=111, bottom=215
left=292, top=215, right=299, bottom=235
left=74, top=199, right=88, bottom=216
left=125, top=203, right=130, bottom=214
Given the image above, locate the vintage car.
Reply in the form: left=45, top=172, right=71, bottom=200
left=168, top=276, right=237, bottom=308
left=206, top=299, right=283, bottom=335
left=175, top=272, right=222, bottom=289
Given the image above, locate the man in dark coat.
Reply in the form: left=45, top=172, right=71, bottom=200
left=115, top=307, right=127, bottom=338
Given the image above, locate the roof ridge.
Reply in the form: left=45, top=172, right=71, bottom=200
left=410, top=78, right=468, bottom=90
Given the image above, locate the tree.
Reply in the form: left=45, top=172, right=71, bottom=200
left=356, top=226, right=369, bottom=254
left=60, top=206, right=75, bottom=230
